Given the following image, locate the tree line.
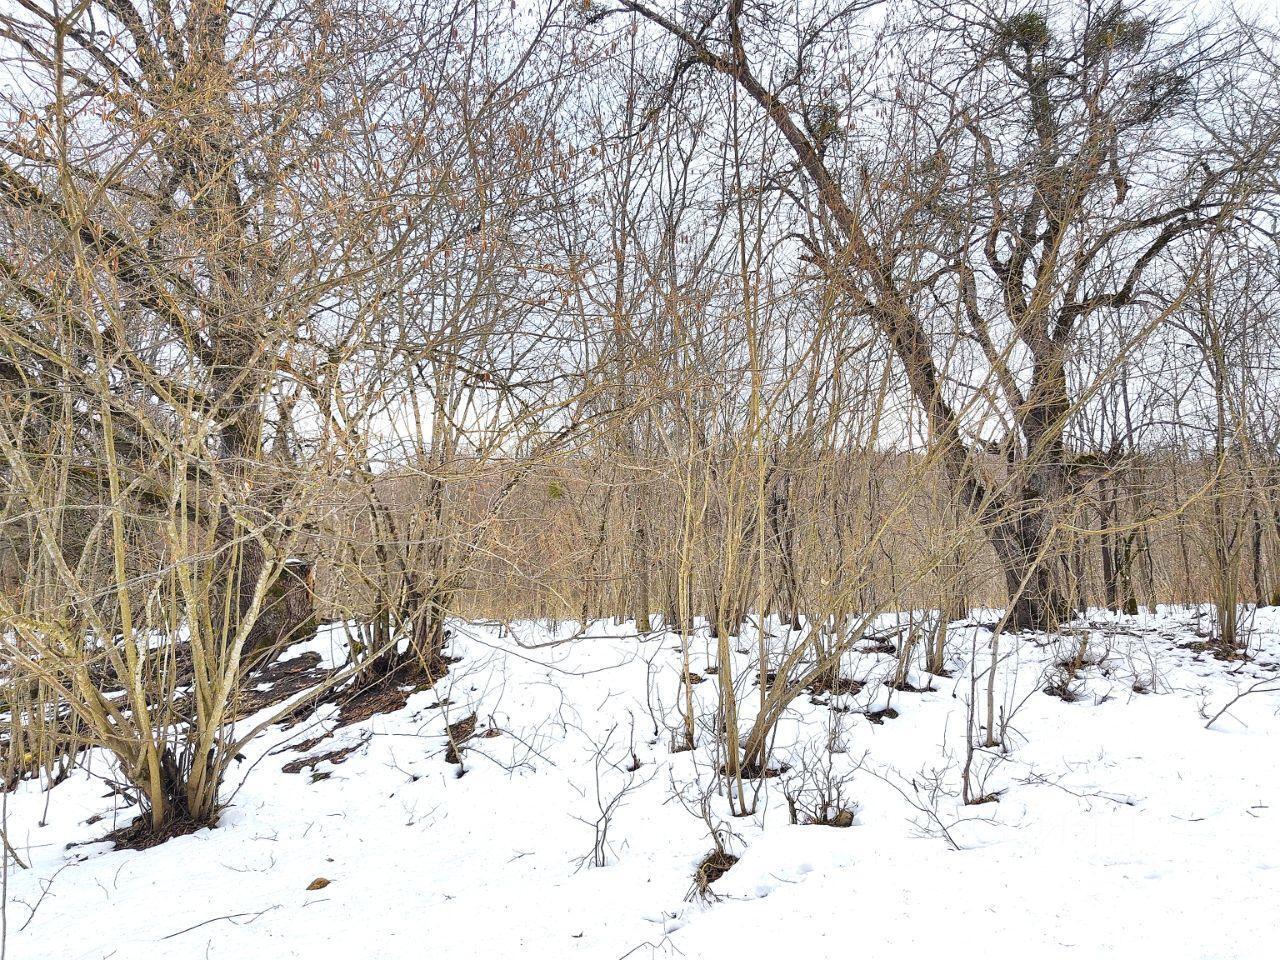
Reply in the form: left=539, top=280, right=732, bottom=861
left=2, top=0, right=1279, bottom=836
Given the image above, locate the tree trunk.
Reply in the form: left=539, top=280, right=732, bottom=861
left=990, top=502, right=1070, bottom=632
left=632, top=505, right=652, bottom=632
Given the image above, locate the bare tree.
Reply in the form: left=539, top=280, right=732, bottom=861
left=601, top=0, right=1274, bottom=628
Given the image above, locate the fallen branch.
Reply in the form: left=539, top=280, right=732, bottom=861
left=1205, top=677, right=1280, bottom=730
left=161, top=906, right=280, bottom=940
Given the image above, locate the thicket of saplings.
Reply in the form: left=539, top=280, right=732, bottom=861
left=2, top=0, right=1279, bottom=861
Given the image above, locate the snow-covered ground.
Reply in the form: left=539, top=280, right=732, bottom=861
left=4, top=608, right=1279, bottom=959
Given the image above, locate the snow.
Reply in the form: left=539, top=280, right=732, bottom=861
left=4, top=608, right=1279, bottom=959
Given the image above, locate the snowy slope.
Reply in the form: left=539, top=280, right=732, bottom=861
left=4, top=609, right=1279, bottom=960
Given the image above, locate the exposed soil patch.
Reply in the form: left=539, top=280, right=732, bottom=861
left=334, top=677, right=425, bottom=729
left=282, top=741, right=364, bottom=776
left=1178, top=640, right=1246, bottom=662
left=162, top=652, right=334, bottom=732
left=83, top=643, right=197, bottom=700
left=808, top=674, right=864, bottom=697
left=805, top=808, right=855, bottom=827
left=234, top=652, right=334, bottom=719
left=693, top=849, right=738, bottom=896
left=859, top=637, right=898, bottom=655
left=333, top=654, right=457, bottom=730
left=286, top=734, right=329, bottom=754
left=101, top=812, right=216, bottom=852
left=864, top=706, right=900, bottom=724
left=965, top=792, right=1002, bottom=805
left=761, top=669, right=790, bottom=691
left=1044, top=680, right=1082, bottom=702
left=885, top=678, right=936, bottom=693
left=88, top=640, right=331, bottom=723
left=444, top=712, right=478, bottom=764
left=722, top=759, right=790, bottom=779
